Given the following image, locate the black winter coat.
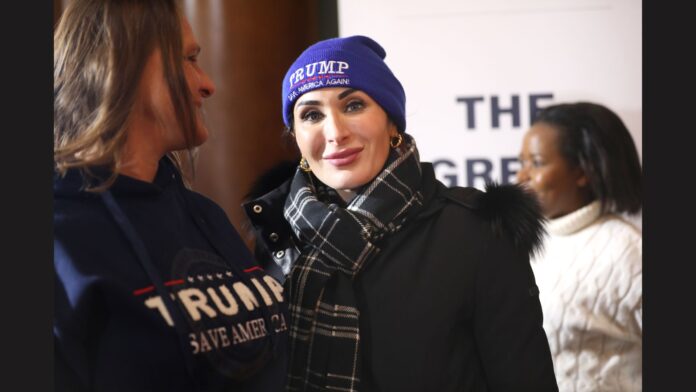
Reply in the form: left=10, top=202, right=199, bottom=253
left=244, top=162, right=558, bottom=392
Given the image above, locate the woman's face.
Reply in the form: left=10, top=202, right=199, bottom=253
left=134, top=17, right=216, bottom=152
left=292, top=87, right=398, bottom=191
left=517, top=122, right=589, bottom=219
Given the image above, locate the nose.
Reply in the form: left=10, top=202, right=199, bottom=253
left=323, top=112, right=350, bottom=144
left=199, top=69, right=216, bottom=98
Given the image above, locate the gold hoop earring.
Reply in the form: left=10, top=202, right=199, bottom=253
left=299, top=157, right=311, bottom=172
left=390, top=133, right=403, bottom=149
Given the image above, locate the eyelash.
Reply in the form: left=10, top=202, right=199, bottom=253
left=345, top=99, right=364, bottom=112
left=520, top=157, right=544, bottom=168
left=300, top=109, right=324, bottom=123
left=298, top=97, right=367, bottom=123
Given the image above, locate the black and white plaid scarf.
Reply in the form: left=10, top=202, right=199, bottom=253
left=282, top=136, right=425, bottom=391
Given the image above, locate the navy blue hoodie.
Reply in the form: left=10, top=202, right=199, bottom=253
left=54, top=158, right=288, bottom=391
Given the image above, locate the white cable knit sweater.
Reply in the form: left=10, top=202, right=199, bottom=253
left=532, top=201, right=642, bottom=392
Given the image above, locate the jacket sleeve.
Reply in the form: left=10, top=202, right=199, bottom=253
left=54, top=240, right=97, bottom=392
left=473, top=233, right=559, bottom=391
left=607, top=234, right=642, bottom=338
left=55, top=333, right=88, bottom=392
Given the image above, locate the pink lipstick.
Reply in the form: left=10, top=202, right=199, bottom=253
left=323, top=147, right=363, bottom=167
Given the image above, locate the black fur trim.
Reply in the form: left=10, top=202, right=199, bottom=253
left=244, top=160, right=298, bottom=201
left=479, top=182, right=547, bottom=258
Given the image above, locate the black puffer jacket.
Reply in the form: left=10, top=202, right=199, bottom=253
left=243, top=161, right=558, bottom=392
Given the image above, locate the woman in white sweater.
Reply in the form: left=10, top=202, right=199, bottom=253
left=517, top=102, right=642, bottom=392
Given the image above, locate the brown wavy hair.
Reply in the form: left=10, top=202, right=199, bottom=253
left=54, top=0, right=198, bottom=191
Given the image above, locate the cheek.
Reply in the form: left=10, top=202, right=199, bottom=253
left=531, top=172, right=546, bottom=187
left=529, top=170, right=554, bottom=194
left=153, top=75, right=175, bottom=111
left=373, top=136, right=390, bottom=164
left=143, top=88, right=175, bottom=130
left=185, top=67, right=199, bottom=94
left=295, top=131, right=322, bottom=159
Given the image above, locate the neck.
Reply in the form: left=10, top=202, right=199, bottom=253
left=119, top=156, right=161, bottom=182
left=546, top=200, right=602, bottom=235
left=336, top=189, right=357, bottom=203
left=119, top=125, right=166, bottom=183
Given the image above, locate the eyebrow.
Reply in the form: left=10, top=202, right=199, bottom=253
left=338, top=88, right=357, bottom=100
left=296, top=88, right=358, bottom=108
left=296, top=100, right=320, bottom=107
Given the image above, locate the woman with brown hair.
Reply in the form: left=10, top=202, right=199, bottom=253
left=53, top=1, right=288, bottom=390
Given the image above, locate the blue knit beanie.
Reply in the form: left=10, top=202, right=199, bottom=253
left=282, top=35, right=406, bottom=132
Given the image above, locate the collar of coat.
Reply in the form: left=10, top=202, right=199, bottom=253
left=243, top=160, right=546, bottom=282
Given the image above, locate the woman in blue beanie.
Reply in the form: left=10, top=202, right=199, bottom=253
left=244, top=35, right=558, bottom=391
left=54, top=1, right=288, bottom=390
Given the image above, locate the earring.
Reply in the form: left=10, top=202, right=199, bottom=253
left=299, top=157, right=311, bottom=172
left=390, top=133, right=403, bottom=149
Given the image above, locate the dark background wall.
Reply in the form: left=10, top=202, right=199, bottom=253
left=53, top=0, right=338, bottom=251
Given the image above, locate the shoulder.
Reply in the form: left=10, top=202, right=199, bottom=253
left=592, top=214, right=642, bottom=264
left=184, top=188, right=227, bottom=216
left=597, top=214, right=641, bottom=241
left=54, top=193, right=112, bottom=246
left=182, top=188, right=244, bottom=236
left=441, top=182, right=546, bottom=258
left=571, top=213, right=642, bottom=257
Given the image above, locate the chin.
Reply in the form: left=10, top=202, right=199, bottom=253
left=322, top=179, right=357, bottom=191
left=192, top=127, right=209, bottom=147
left=318, top=170, right=372, bottom=191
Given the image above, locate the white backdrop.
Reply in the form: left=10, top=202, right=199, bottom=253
left=338, top=0, right=641, bottom=189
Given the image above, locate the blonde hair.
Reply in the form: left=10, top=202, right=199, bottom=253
left=54, top=0, right=197, bottom=190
